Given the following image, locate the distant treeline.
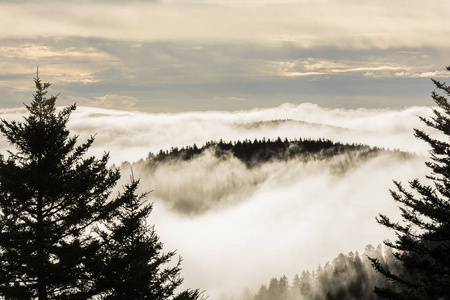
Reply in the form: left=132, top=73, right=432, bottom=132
left=143, top=138, right=411, bottom=168
left=242, top=244, right=405, bottom=300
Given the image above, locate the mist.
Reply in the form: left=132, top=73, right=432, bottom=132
left=144, top=152, right=427, bottom=299
left=0, top=103, right=431, bottom=164
left=0, top=103, right=434, bottom=299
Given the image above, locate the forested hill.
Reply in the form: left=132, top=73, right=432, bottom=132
left=142, top=138, right=411, bottom=168
left=243, top=244, right=407, bottom=300
left=121, top=138, right=415, bottom=215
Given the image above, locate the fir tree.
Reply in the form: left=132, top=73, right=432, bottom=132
left=93, top=177, right=201, bottom=300
left=0, top=72, right=201, bottom=300
left=370, top=67, right=450, bottom=299
left=0, top=71, right=125, bottom=299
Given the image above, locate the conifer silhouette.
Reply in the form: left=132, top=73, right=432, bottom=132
left=0, top=71, right=201, bottom=300
left=370, top=67, right=450, bottom=299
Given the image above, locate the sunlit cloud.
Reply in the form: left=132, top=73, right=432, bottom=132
left=93, top=94, right=139, bottom=109
left=0, top=103, right=432, bottom=164
left=148, top=152, right=427, bottom=299
left=74, top=103, right=433, bottom=163
left=1, top=1, right=450, bottom=48
left=275, top=58, right=448, bottom=78
left=1, top=39, right=446, bottom=111
left=0, top=43, right=119, bottom=90
left=214, top=96, right=247, bottom=101
left=62, top=94, right=140, bottom=110
left=1, top=0, right=449, bottom=110
left=0, top=103, right=436, bottom=298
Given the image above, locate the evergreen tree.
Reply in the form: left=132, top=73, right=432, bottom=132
left=0, top=72, right=124, bottom=299
left=299, top=271, right=313, bottom=298
left=93, top=177, right=201, bottom=300
left=0, top=73, right=201, bottom=300
left=254, top=285, right=268, bottom=300
left=290, top=274, right=301, bottom=299
left=278, top=275, right=289, bottom=300
left=267, top=278, right=280, bottom=300
left=370, top=67, right=450, bottom=299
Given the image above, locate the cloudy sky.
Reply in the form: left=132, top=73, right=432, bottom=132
left=1, top=1, right=449, bottom=298
left=1, top=0, right=450, bottom=111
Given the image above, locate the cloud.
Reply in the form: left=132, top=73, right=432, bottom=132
left=214, top=96, right=247, bottom=101
left=275, top=58, right=449, bottom=78
left=53, top=103, right=435, bottom=164
left=122, top=146, right=416, bottom=216
left=1, top=1, right=450, bottom=49
left=146, top=151, right=427, bottom=299
left=63, top=94, right=139, bottom=110
left=1, top=1, right=449, bottom=111
left=0, top=38, right=446, bottom=111
left=0, top=103, right=437, bottom=298
left=0, top=102, right=431, bottom=164
left=0, top=41, right=120, bottom=104
left=0, top=102, right=433, bottom=164
left=93, top=94, right=139, bottom=109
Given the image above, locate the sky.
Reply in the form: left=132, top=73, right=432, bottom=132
left=1, top=0, right=450, bottom=111
left=1, top=1, right=449, bottom=299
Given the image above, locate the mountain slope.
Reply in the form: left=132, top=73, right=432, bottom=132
left=123, top=138, right=414, bottom=215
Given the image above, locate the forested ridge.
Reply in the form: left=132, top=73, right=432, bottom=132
left=143, top=138, right=412, bottom=168
left=236, top=119, right=346, bottom=131
left=120, top=138, right=417, bottom=215
left=242, top=244, right=405, bottom=300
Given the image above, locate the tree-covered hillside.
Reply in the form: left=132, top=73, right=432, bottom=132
left=143, top=138, right=411, bottom=169
left=242, top=244, right=405, bottom=300
left=120, top=138, right=416, bottom=215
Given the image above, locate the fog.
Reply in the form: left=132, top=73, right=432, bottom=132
left=143, top=152, right=427, bottom=299
left=0, top=103, right=431, bottom=164
left=0, top=103, right=435, bottom=299
left=0, top=102, right=430, bottom=164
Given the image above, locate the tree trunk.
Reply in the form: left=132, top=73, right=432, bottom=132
left=36, top=193, right=47, bottom=300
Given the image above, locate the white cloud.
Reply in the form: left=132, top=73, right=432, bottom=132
left=0, top=44, right=119, bottom=86
left=275, top=58, right=448, bottom=78
left=73, top=103, right=433, bottom=164
left=0, top=103, right=432, bottom=164
left=214, top=96, right=247, bottom=101
left=63, top=94, right=139, bottom=110
left=147, top=152, right=427, bottom=299
left=93, top=94, right=139, bottom=109
left=1, top=1, right=450, bottom=49
left=0, top=102, right=437, bottom=298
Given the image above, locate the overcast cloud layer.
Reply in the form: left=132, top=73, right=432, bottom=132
left=1, top=0, right=450, bottom=111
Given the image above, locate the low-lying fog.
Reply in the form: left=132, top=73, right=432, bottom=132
left=0, top=103, right=435, bottom=299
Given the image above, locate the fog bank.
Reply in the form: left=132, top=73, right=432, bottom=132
left=146, top=152, right=427, bottom=299
left=0, top=103, right=434, bottom=299
left=0, top=103, right=432, bottom=164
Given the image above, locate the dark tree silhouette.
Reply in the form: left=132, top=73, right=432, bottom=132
left=0, top=72, right=124, bottom=299
left=0, top=72, right=201, bottom=300
left=93, top=177, right=201, bottom=300
left=147, top=137, right=403, bottom=170
left=370, top=67, right=450, bottom=299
